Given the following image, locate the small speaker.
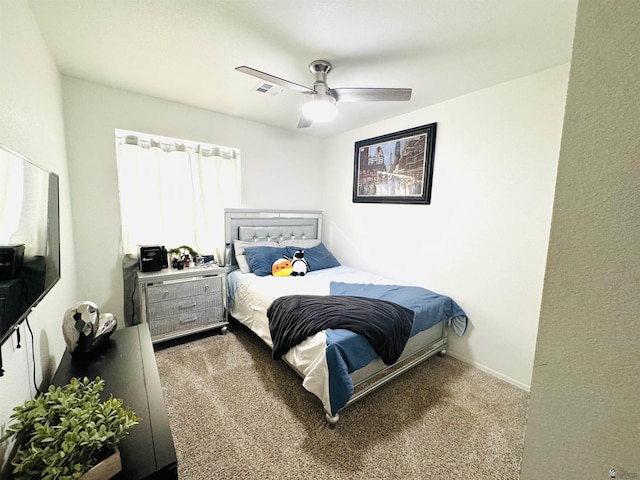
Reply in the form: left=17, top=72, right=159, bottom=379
left=0, top=244, right=25, bottom=281
left=139, top=245, right=164, bottom=272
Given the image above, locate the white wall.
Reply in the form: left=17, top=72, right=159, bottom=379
left=0, top=1, right=79, bottom=469
left=322, top=65, right=569, bottom=389
left=521, top=0, right=640, bottom=476
left=61, top=77, right=324, bottom=323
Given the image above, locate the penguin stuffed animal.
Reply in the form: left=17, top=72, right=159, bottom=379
left=285, top=249, right=310, bottom=276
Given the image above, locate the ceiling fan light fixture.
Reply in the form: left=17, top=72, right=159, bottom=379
left=236, top=61, right=411, bottom=129
left=301, top=93, right=338, bottom=122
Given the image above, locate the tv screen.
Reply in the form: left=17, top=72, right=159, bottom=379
left=0, top=144, right=60, bottom=346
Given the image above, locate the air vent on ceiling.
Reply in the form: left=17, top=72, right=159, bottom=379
left=254, top=82, right=285, bottom=96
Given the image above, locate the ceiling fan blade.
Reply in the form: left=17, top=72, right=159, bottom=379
left=235, top=66, right=314, bottom=94
left=333, top=88, right=412, bottom=102
left=297, top=115, right=313, bottom=128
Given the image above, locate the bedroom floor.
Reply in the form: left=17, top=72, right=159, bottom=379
left=154, top=322, right=529, bottom=480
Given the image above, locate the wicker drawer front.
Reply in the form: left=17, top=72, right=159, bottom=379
left=148, top=306, right=224, bottom=337
left=146, top=276, right=221, bottom=304
left=148, top=294, right=222, bottom=319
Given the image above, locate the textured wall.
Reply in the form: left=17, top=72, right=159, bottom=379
left=521, top=0, right=640, bottom=477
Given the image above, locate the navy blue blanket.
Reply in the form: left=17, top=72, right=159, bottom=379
left=267, top=295, right=414, bottom=365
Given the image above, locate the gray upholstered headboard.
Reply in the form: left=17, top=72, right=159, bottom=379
left=224, top=209, right=323, bottom=264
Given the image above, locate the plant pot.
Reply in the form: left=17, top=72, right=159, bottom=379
left=80, top=449, right=122, bottom=480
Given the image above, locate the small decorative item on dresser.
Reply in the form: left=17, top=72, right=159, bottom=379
left=167, top=245, right=199, bottom=268
left=171, top=257, right=184, bottom=270
left=0, top=377, right=138, bottom=480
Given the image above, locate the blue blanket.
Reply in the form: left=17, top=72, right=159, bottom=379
left=325, top=282, right=468, bottom=415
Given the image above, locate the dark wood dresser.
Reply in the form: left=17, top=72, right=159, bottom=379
left=52, top=324, right=178, bottom=480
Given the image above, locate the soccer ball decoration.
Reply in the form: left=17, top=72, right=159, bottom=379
left=62, top=301, right=118, bottom=354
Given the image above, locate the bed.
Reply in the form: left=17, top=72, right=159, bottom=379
left=224, top=208, right=467, bottom=426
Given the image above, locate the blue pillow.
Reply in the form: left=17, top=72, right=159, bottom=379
left=284, top=243, right=340, bottom=272
left=244, top=246, right=287, bottom=276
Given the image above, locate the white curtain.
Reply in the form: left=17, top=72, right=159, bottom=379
left=115, top=130, right=241, bottom=260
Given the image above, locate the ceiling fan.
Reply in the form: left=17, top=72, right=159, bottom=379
left=235, top=60, right=412, bottom=128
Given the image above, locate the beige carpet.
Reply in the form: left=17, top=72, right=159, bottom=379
left=154, top=323, right=529, bottom=480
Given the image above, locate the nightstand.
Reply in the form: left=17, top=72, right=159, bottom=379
left=136, top=266, right=229, bottom=344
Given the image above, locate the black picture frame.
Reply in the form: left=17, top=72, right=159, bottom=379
left=353, top=123, right=437, bottom=204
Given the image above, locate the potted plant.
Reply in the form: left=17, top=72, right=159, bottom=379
left=167, top=245, right=199, bottom=268
left=1, top=376, right=139, bottom=480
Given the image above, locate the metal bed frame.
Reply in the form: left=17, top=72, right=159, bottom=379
left=224, top=208, right=448, bottom=426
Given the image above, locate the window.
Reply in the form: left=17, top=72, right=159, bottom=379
left=115, top=130, right=241, bottom=260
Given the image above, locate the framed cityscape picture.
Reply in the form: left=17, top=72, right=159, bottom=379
left=352, top=123, right=437, bottom=204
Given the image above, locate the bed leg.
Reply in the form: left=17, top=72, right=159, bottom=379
left=325, top=413, right=339, bottom=428
left=437, top=348, right=447, bottom=356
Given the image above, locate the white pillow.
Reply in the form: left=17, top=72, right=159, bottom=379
left=278, top=238, right=321, bottom=248
left=233, top=240, right=279, bottom=273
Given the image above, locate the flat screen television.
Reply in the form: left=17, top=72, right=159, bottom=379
left=0, top=144, right=60, bottom=346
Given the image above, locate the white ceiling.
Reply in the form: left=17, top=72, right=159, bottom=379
left=28, top=0, right=578, bottom=138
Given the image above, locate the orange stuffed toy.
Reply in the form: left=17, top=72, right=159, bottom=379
left=272, top=258, right=293, bottom=276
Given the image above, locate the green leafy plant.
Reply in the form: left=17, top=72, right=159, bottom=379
left=167, top=245, right=199, bottom=259
left=0, top=377, right=139, bottom=480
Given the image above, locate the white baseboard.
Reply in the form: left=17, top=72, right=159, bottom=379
left=446, top=351, right=531, bottom=392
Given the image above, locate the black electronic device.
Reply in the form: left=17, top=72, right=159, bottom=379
left=161, top=246, right=168, bottom=268
left=0, top=244, right=25, bottom=281
left=139, top=245, right=166, bottom=272
left=0, top=144, right=60, bottom=349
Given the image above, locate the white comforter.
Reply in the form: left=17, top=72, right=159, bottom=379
left=227, top=265, right=400, bottom=415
